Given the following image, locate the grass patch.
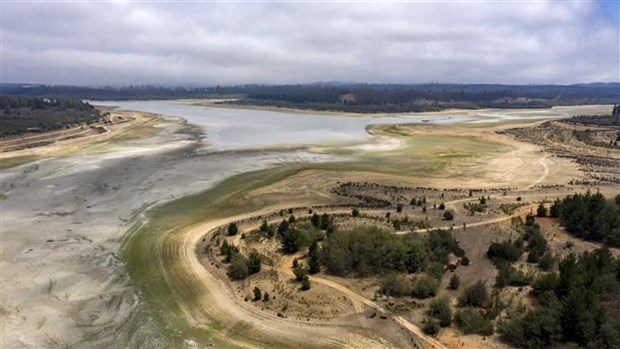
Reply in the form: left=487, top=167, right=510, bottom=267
left=122, top=166, right=305, bottom=347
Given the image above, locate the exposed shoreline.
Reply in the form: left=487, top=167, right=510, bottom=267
left=191, top=99, right=613, bottom=119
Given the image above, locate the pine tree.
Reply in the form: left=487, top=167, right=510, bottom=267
left=308, top=241, right=320, bottom=274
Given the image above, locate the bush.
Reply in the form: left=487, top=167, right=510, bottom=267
left=263, top=292, right=270, bottom=302
left=352, top=208, right=360, bottom=217
left=413, top=275, right=439, bottom=299
left=229, top=253, right=249, bottom=280
left=449, top=274, right=460, bottom=290
left=423, top=317, right=440, bottom=336
left=438, top=202, right=446, bottom=210
left=396, top=203, right=404, bottom=213
left=455, top=308, right=494, bottom=335
left=429, top=297, right=452, bottom=327
left=300, top=275, right=311, bottom=290
left=538, top=251, right=556, bottom=271
left=293, top=266, right=307, bottom=282
left=487, top=240, right=522, bottom=263
left=531, top=273, right=559, bottom=296
left=537, top=202, right=548, bottom=217
left=495, top=263, right=531, bottom=288
left=498, top=309, right=562, bottom=348
left=443, top=210, right=454, bottom=221
left=253, top=287, right=262, bottom=301
left=380, top=273, right=410, bottom=297
left=458, top=280, right=488, bottom=307
left=260, top=219, right=274, bottom=237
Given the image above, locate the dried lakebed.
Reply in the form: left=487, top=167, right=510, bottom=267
left=0, top=102, right=611, bottom=348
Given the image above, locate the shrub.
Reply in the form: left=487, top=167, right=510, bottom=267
left=455, top=308, right=494, bottom=335
left=380, top=273, right=410, bottom=297
left=413, top=275, right=439, bottom=299
left=293, top=266, right=307, bottom=282
left=429, top=297, right=452, bottom=327
left=487, top=240, right=522, bottom=263
left=438, top=202, right=446, bottom=210
left=423, top=317, right=440, bottom=336
left=229, top=253, right=249, bottom=280
left=263, top=292, right=270, bottom=302
left=352, top=208, right=360, bottom=217
left=495, top=263, right=531, bottom=288
left=537, top=202, right=548, bottom=217
left=300, top=275, right=311, bottom=290
left=538, top=251, right=556, bottom=271
left=449, top=274, right=460, bottom=290
left=443, top=210, right=454, bottom=221
left=259, top=219, right=274, bottom=236
left=253, top=287, right=262, bottom=301
left=459, top=280, right=488, bottom=307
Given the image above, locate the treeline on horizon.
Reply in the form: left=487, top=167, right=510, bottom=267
left=1, top=82, right=619, bottom=113
left=0, top=95, right=101, bottom=137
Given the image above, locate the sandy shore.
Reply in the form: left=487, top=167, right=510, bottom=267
left=191, top=99, right=612, bottom=120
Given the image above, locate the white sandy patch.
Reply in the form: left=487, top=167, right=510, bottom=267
left=345, top=136, right=404, bottom=152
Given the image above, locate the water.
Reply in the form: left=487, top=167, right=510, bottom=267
left=93, top=100, right=465, bottom=151
left=93, top=100, right=606, bottom=151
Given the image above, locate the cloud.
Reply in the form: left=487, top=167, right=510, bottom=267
left=1, top=1, right=618, bottom=85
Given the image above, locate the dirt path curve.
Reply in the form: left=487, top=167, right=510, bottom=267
left=270, top=254, right=448, bottom=349
left=177, top=207, right=400, bottom=348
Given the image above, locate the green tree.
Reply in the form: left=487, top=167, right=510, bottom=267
left=300, top=275, right=311, bottom=290
left=220, top=240, right=239, bottom=262
left=537, top=202, right=548, bottom=217
left=227, top=222, right=239, bottom=236
left=228, top=253, right=249, bottom=280
left=247, top=249, right=262, bottom=274
left=293, top=266, right=307, bottom=282
left=311, top=213, right=320, bottom=227
left=253, top=287, right=262, bottom=301
left=277, top=219, right=289, bottom=236
left=260, top=219, right=274, bottom=237
left=308, top=241, right=321, bottom=274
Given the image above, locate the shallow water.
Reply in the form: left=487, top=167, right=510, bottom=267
left=94, top=100, right=466, bottom=150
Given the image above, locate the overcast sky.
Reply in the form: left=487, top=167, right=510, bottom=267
left=1, top=1, right=618, bottom=86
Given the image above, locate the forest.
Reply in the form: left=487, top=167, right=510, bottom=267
left=499, top=248, right=620, bottom=349
left=2, top=82, right=619, bottom=113
left=551, top=192, right=620, bottom=246
left=0, top=95, right=101, bottom=137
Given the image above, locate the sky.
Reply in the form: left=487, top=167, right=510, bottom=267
left=1, top=1, right=619, bottom=86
